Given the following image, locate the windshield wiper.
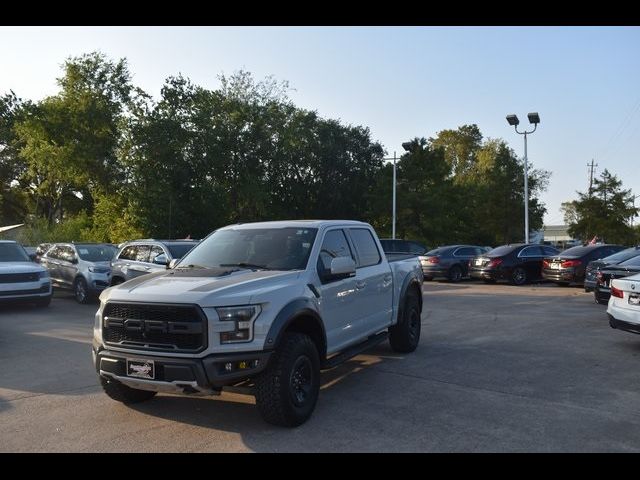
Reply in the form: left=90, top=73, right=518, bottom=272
left=219, top=262, right=271, bottom=271
left=181, top=264, right=207, bottom=269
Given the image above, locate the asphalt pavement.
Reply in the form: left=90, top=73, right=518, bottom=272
left=1, top=283, right=640, bottom=452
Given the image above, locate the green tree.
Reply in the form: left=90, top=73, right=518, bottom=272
left=565, top=169, right=638, bottom=244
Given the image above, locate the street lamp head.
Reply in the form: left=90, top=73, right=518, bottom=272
left=527, top=112, right=540, bottom=125
left=506, top=114, right=520, bottom=127
left=401, top=141, right=413, bottom=152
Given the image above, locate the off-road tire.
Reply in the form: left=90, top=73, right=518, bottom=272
left=99, top=376, right=157, bottom=404
left=389, top=289, right=421, bottom=353
left=254, top=332, right=320, bottom=427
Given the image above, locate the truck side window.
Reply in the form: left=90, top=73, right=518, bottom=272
left=317, top=230, right=353, bottom=274
left=349, top=228, right=381, bottom=267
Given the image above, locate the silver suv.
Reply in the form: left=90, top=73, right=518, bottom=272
left=110, top=239, right=198, bottom=285
left=40, top=243, right=118, bottom=303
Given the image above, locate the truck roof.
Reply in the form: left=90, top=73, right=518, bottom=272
left=221, top=220, right=371, bottom=230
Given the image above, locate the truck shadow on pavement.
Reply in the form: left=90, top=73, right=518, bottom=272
left=125, top=345, right=406, bottom=437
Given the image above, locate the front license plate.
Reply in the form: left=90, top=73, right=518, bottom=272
left=126, top=359, right=155, bottom=379
left=629, top=294, right=640, bottom=306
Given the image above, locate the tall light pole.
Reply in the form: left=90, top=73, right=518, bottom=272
left=506, top=112, right=540, bottom=244
left=382, top=152, right=398, bottom=239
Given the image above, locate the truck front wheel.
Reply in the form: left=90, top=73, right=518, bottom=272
left=99, top=376, right=157, bottom=404
left=255, top=332, right=320, bottom=427
left=389, top=289, right=421, bottom=353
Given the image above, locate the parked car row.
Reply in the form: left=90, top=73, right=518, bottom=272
left=0, top=238, right=199, bottom=306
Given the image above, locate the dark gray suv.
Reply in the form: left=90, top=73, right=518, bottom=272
left=110, top=239, right=198, bottom=285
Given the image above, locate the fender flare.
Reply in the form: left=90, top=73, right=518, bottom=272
left=396, top=274, right=423, bottom=324
left=264, top=298, right=327, bottom=358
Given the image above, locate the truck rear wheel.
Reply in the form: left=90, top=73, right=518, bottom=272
left=254, top=332, right=320, bottom=427
left=389, top=289, right=421, bottom=353
left=99, top=376, right=157, bottom=404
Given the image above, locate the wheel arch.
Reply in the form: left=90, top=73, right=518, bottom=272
left=265, top=299, right=327, bottom=362
left=397, top=275, right=423, bottom=325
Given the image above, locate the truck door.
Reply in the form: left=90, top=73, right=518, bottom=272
left=347, top=228, right=393, bottom=338
left=316, top=228, right=359, bottom=354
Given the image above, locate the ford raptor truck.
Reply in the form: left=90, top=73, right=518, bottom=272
left=93, top=220, right=424, bottom=427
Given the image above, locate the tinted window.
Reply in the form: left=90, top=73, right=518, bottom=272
left=149, top=246, right=165, bottom=263
left=603, top=248, right=640, bottom=264
left=118, top=245, right=137, bottom=261
left=474, top=247, right=485, bottom=256
left=134, top=245, right=151, bottom=263
left=180, top=227, right=318, bottom=271
left=0, top=242, right=30, bottom=262
left=519, top=246, right=544, bottom=257
left=59, top=246, right=76, bottom=262
left=318, top=229, right=354, bottom=272
left=349, top=228, right=381, bottom=267
left=543, top=246, right=560, bottom=256
left=426, top=247, right=450, bottom=256
left=166, top=243, right=196, bottom=259
left=455, top=247, right=475, bottom=256
left=620, top=256, right=640, bottom=267
left=487, top=245, right=518, bottom=257
left=76, top=245, right=117, bottom=262
left=560, top=246, right=595, bottom=257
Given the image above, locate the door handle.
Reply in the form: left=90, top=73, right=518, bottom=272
left=356, top=281, right=366, bottom=290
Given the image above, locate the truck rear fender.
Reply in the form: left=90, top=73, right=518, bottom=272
left=264, top=298, right=327, bottom=361
left=396, top=274, right=423, bottom=325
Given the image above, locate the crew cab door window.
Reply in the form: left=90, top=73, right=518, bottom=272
left=349, top=229, right=381, bottom=268
left=317, top=229, right=354, bottom=275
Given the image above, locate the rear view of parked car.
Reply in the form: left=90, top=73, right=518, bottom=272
left=469, top=244, right=559, bottom=285
left=0, top=240, right=52, bottom=307
left=542, top=244, right=626, bottom=286
left=584, top=246, right=640, bottom=292
left=594, top=255, right=640, bottom=305
left=607, top=273, right=640, bottom=335
left=110, top=239, right=198, bottom=285
left=422, top=245, right=489, bottom=282
left=41, top=243, right=117, bottom=303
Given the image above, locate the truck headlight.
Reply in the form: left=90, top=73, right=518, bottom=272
left=217, top=305, right=261, bottom=344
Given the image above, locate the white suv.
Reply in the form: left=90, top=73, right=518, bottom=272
left=0, top=240, right=52, bottom=307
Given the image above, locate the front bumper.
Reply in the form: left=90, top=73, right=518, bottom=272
left=0, top=281, right=52, bottom=302
left=94, top=347, right=272, bottom=392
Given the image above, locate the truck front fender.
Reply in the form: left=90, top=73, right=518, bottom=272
left=264, top=298, right=327, bottom=360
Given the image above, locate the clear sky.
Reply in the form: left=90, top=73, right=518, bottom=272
left=1, top=26, right=639, bottom=225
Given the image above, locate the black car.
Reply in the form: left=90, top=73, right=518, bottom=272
left=584, top=246, right=640, bottom=292
left=469, top=244, right=560, bottom=285
left=541, top=244, right=626, bottom=287
left=421, top=245, right=490, bottom=282
left=594, top=255, right=640, bottom=304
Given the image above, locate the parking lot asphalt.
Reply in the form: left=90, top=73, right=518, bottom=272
left=2, top=282, right=640, bottom=452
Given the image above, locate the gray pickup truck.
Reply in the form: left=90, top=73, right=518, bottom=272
left=93, top=220, right=423, bottom=426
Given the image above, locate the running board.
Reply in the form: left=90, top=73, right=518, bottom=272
left=321, top=331, right=389, bottom=370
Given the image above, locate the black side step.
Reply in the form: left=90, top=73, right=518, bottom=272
left=320, top=331, right=389, bottom=370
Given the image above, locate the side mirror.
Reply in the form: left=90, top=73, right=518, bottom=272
left=168, top=258, right=180, bottom=270
left=153, top=254, right=168, bottom=265
left=28, top=253, right=37, bottom=262
left=330, top=256, right=356, bottom=276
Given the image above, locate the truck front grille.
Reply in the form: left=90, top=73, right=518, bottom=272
left=0, top=272, right=40, bottom=283
left=102, top=303, right=207, bottom=352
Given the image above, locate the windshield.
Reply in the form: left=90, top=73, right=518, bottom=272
left=0, top=243, right=30, bottom=262
left=179, top=227, right=318, bottom=270
left=603, top=248, right=640, bottom=264
left=167, top=243, right=197, bottom=259
left=76, top=245, right=117, bottom=262
left=487, top=245, right=517, bottom=257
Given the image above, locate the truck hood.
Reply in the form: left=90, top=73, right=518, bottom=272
left=0, top=262, right=46, bottom=274
left=101, top=267, right=301, bottom=306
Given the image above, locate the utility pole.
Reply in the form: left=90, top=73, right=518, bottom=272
left=392, top=151, right=396, bottom=240
left=587, top=159, right=598, bottom=195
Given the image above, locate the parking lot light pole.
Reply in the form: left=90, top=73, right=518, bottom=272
left=506, top=112, right=540, bottom=244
